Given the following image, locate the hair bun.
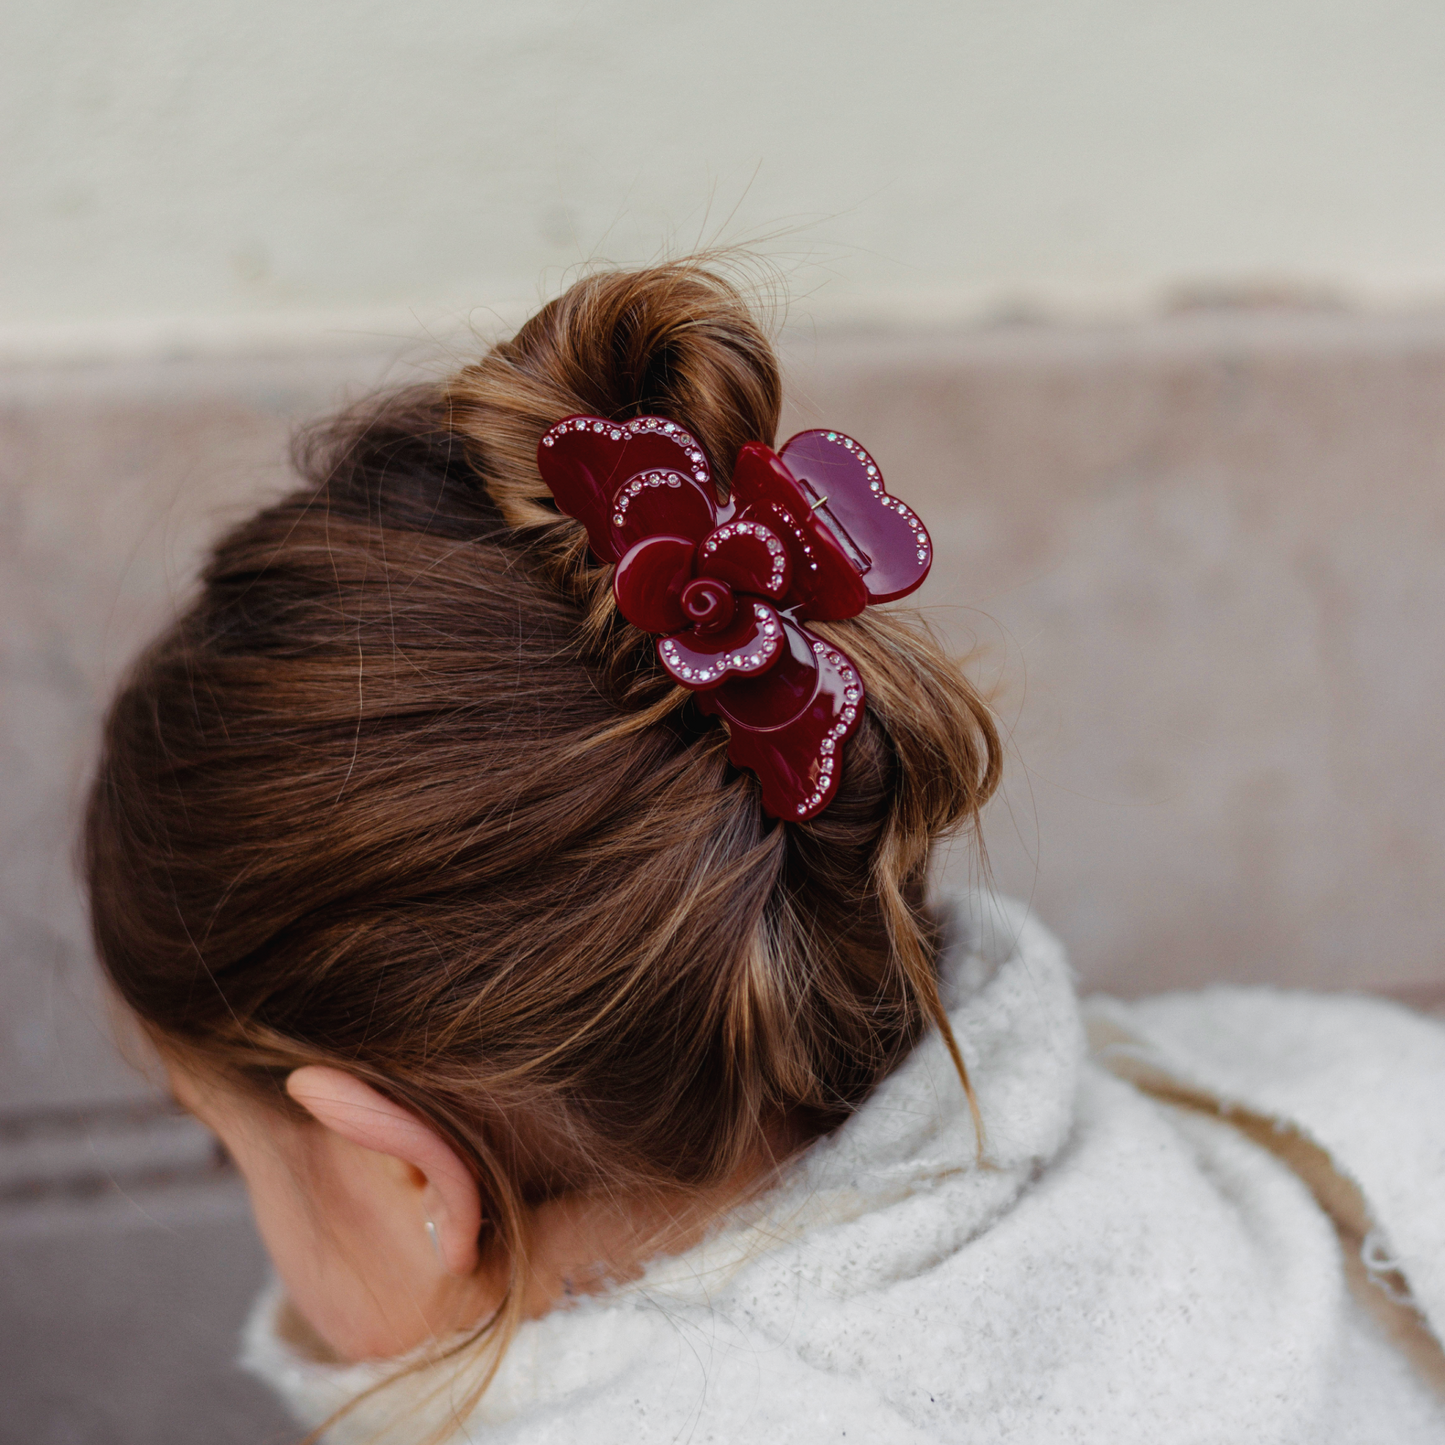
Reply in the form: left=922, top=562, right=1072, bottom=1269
left=451, top=263, right=782, bottom=537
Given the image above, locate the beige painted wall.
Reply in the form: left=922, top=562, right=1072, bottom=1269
left=8, top=0, right=1445, bottom=353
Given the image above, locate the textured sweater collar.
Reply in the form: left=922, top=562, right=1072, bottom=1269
left=242, top=894, right=1082, bottom=1440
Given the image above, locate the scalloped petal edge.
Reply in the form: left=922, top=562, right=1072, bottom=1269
left=699, top=628, right=865, bottom=820
left=657, top=601, right=785, bottom=687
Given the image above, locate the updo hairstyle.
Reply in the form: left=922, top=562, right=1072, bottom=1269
left=85, top=262, right=1001, bottom=1383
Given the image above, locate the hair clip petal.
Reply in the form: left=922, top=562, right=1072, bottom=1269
left=657, top=600, right=785, bottom=688
left=611, top=470, right=716, bottom=556
left=539, top=415, right=714, bottom=563
left=695, top=620, right=864, bottom=820
left=776, top=430, right=932, bottom=603
left=696, top=520, right=791, bottom=601
left=613, top=535, right=695, bottom=634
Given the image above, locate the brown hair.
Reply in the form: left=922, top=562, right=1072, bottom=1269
left=84, top=262, right=1000, bottom=1411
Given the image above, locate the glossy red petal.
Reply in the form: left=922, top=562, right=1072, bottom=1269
left=613, top=535, right=695, bottom=634
left=695, top=519, right=790, bottom=600
left=696, top=619, right=865, bottom=820
left=611, top=468, right=715, bottom=555
left=537, top=415, right=716, bottom=563
left=776, top=430, right=931, bottom=603
left=656, top=601, right=786, bottom=688
left=730, top=443, right=869, bottom=622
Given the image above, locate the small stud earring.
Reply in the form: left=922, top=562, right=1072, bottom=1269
left=424, top=1218, right=445, bottom=1266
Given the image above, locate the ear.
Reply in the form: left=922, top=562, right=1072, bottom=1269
left=286, top=1066, right=482, bottom=1277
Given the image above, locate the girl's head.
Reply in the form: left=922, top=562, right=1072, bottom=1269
left=84, top=263, right=999, bottom=1378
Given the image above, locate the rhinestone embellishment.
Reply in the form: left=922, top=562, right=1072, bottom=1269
left=817, top=429, right=931, bottom=564
left=659, top=602, right=781, bottom=683
left=544, top=414, right=711, bottom=486
left=612, top=469, right=687, bottom=527
left=796, top=642, right=863, bottom=816
left=700, top=520, right=788, bottom=593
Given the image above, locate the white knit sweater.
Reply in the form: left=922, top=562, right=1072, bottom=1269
left=243, top=896, right=1445, bottom=1443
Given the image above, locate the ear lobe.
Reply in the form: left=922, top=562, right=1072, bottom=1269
left=286, top=1066, right=482, bottom=1277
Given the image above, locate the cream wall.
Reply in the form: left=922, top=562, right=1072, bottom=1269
left=7, top=0, right=1445, bottom=352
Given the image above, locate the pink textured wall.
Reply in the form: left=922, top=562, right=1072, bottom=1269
left=784, top=313, right=1445, bottom=997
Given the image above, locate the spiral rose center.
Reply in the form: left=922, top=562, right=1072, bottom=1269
left=681, top=576, right=736, bottom=632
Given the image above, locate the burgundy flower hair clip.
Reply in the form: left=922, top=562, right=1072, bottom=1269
left=537, top=415, right=932, bottom=819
